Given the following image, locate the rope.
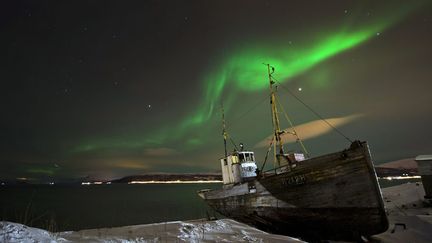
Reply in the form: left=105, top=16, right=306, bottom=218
left=272, top=76, right=353, bottom=143
left=225, top=93, right=269, bottom=131
left=260, top=135, right=275, bottom=174
left=229, top=137, right=239, bottom=151
left=274, top=94, right=310, bottom=156
left=221, top=93, right=268, bottom=152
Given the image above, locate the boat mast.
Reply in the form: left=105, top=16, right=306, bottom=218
left=221, top=104, right=228, bottom=158
left=266, top=64, right=284, bottom=166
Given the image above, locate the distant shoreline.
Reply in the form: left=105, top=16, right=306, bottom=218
left=1, top=166, right=419, bottom=185
left=110, top=173, right=223, bottom=184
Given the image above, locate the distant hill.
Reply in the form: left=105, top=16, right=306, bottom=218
left=376, top=158, right=418, bottom=170
left=111, top=173, right=222, bottom=183
left=110, top=159, right=420, bottom=183
left=375, top=158, right=418, bottom=177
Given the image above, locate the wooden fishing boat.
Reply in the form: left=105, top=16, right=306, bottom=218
left=198, top=65, right=388, bottom=241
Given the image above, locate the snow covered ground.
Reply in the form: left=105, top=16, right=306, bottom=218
left=0, top=221, right=60, bottom=243
left=0, top=219, right=303, bottom=242
left=372, top=182, right=432, bottom=243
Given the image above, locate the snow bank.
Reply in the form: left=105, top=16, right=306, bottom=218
left=0, top=219, right=303, bottom=242
left=372, top=182, right=432, bottom=243
left=0, top=221, right=66, bottom=243
left=177, top=219, right=269, bottom=242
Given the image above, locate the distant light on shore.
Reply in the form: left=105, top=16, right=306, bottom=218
left=81, top=180, right=223, bottom=185
left=81, top=181, right=107, bottom=185
left=128, top=180, right=223, bottom=184
left=380, top=176, right=421, bottom=181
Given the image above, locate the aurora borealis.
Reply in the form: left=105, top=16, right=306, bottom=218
left=1, top=0, right=432, bottom=181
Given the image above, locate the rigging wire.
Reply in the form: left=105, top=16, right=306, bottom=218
left=220, top=104, right=240, bottom=152
left=224, top=93, right=269, bottom=131
left=274, top=94, right=310, bottom=157
left=229, top=137, right=239, bottom=151
left=260, top=135, right=275, bottom=174
left=221, top=93, right=268, bottom=153
left=271, top=76, right=353, bottom=143
left=197, top=92, right=268, bottom=155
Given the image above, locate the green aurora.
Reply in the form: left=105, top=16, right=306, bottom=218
left=73, top=2, right=424, bottom=154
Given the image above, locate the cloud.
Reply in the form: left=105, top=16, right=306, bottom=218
left=143, top=147, right=179, bottom=156
left=26, top=168, right=56, bottom=175
left=114, top=160, right=149, bottom=169
left=255, top=114, right=364, bottom=148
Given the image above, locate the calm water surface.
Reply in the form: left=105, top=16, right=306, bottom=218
left=0, top=179, right=421, bottom=231
left=0, top=183, right=220, bottom=231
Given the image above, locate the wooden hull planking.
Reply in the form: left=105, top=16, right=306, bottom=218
left=200, top=142, right=388, bottom=240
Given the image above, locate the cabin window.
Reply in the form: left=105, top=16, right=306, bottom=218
left=243, top=153, right=254, bottom=161
left=239, top=153, right=245, bottom=162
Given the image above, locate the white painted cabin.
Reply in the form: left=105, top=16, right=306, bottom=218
left=220, top=151, right=258, bottom=185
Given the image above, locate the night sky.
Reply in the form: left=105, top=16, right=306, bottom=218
left=1, top=0, right=431, bottom=181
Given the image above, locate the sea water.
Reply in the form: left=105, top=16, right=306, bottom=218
left=0, top=183, right=220, bottom=231
left=0, top=179, right=420, bottom=231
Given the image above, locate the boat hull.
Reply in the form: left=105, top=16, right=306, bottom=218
left=199, top=141, right=388, bottom=240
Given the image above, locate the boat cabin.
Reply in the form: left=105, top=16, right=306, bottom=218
left=277, top=152, right=306, bottom=165
left=220, top=151, right=258, bottom=185
left=415, top=155, right=432, bottom=199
